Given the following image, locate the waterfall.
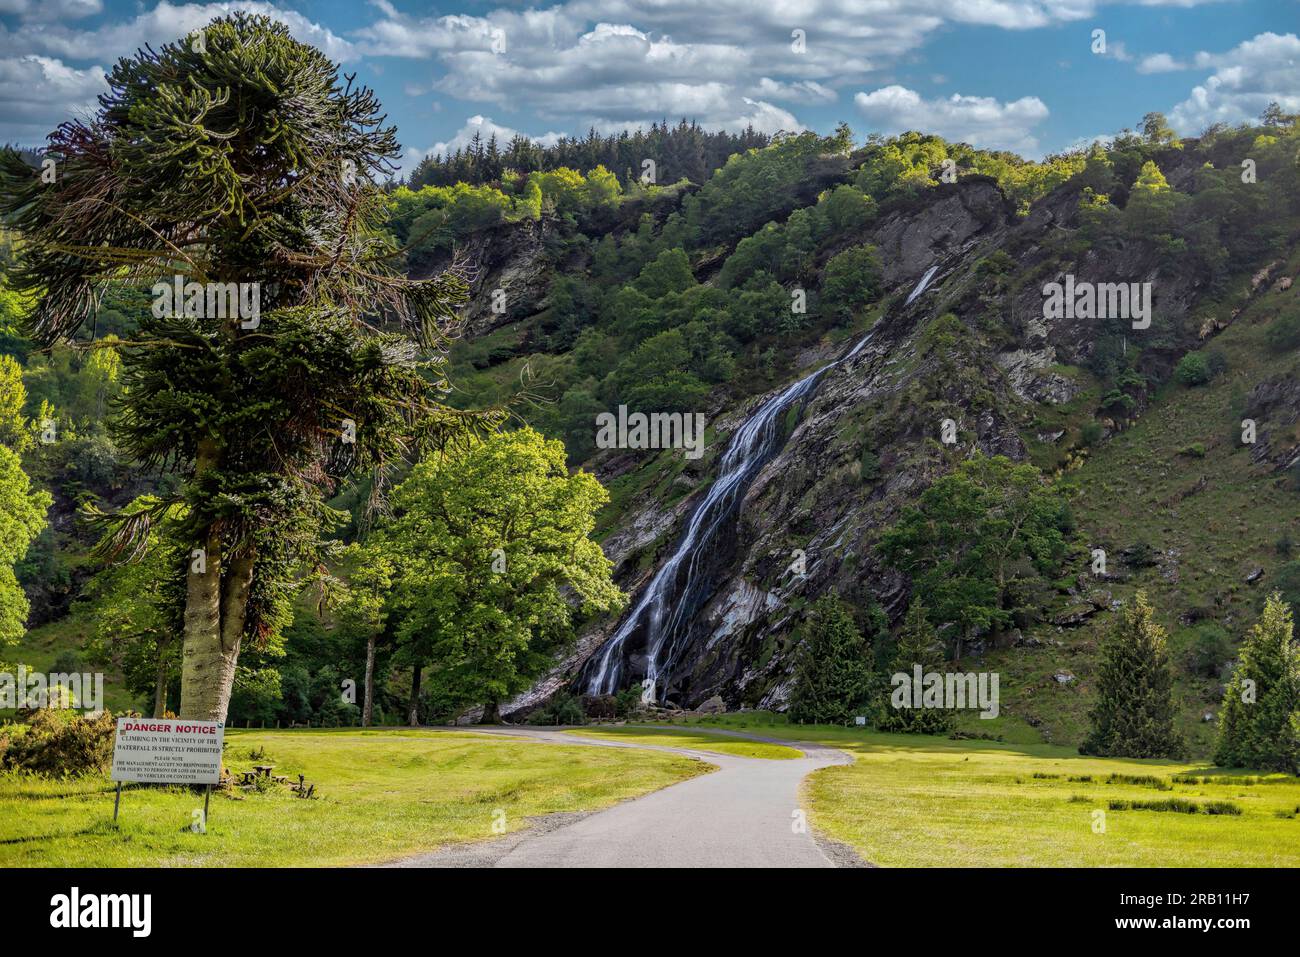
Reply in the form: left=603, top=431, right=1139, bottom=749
left=905, top=264, right=939, bottom=306
left=584, top=266, right=938, bottom=699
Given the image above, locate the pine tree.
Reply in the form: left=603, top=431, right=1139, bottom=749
left=875, top=599, right=955, bottom=734
left=1080, top=591, right=1183, bottom=758
left=787, top=596, right=873, bottom=724
left=1215, top=593, right=1300, bottom=773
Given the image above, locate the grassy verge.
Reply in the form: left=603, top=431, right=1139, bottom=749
left=566, top=724, right=802, bottom=759
left=0, top=728, right=706, bottom=867
left=689, top=721, right=1300, bottom=866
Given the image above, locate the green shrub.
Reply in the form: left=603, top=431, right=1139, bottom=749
left=1177, top=623, right=1232, bottom=678
left=1125, top=541, right=1160, bottom=568
left=1276, top=531, right=1294, bottom=557
left=1079, top=420, right=1104, bottom=446
left=1175, top=352, right=1210, bottom=386
left=1177, top=442, right=1206, bottom=458
left=49, top=650, right=84, bottom=674
left=1108, top=798, right=1241, bottom=814
left=0, top=709, right=115, bottom=775
left=1264, top=309, right=1300, bottom=353
left=859, top=447, right=881, bottom=483
left=613, top=686, right=642, bottom=718
left=527, top=693, right=586, bottom=726
left=1103, top=773, right=1171, bottom=790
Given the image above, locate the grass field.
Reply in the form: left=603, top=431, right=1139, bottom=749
left=683, top=721, right=1300, bottom=867
left=0, top=728, right=706, bottom=867
left=565, top=724, right=802, bottom=759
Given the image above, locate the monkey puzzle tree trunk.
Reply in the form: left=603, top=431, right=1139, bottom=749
left=179, top=440, right=257, bottom=722
left=408, top=660, right=423, bottom=726
left=362, top=634, right=376, bottom=727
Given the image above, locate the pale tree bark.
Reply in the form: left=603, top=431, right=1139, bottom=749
left=180, top=516, right=225, bottom=720
left=179, top=439, right=257, bottom=722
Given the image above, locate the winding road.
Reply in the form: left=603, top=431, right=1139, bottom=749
left=387, top=727, right=862, bottom=868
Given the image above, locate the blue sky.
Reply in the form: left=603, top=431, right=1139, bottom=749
left=1, top=0, right=1296, bottom=169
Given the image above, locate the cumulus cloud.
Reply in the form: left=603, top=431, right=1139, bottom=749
left=1168, top=32, right=1300, bottom=134
left=0, top=0, right=101, bottom=21
left=1136, top=52, right=1187, bottom=73
left=0, top=54, right=105, bottom=144
left=0, top=2, right=354, bottom=143
left=348, top=0, right=1104, bottom=135
left=0, top=1, right=355, bottom=63
left=752, top=78, right=837, bottom=104
left=854, top=84, right=1050, bottom=152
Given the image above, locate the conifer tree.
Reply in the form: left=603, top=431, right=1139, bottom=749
left=1080, top=591, right=1183, bottom=758
left=788, top=596, right=873, bottom=724
left=0, top=14, right=497, bottom=720
left=875, top=599, right=955, bottom=734
left=1215, top=593, right=1300, bottom=773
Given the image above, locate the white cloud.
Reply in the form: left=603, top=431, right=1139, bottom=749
left=0, top=2, right=355, bottom=143
left=854, top=84, right=1050, bottom=152
left=752, top=78, right=837, bottom=104
left=0, top=1, right=356, bottom=63
left=0, top=0, right=101, bottom=21
left=0, top=55, right=105, bottom=144
left=346, top=0, right=1088, bottom=134
left=1168, top=32, right=1300, bottom=134
left=1136, top=52, right=1186, bottom=73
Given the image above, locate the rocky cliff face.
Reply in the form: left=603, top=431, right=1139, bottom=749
left=498, top=169, right=1291, bottom=717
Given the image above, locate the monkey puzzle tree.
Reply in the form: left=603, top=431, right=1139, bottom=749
left=0, top=13, right=495, bottom=720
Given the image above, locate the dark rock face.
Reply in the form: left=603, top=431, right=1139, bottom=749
left=419, top=217, right=553, bottom=339
left=1245, top=373, right=1300, bottom=472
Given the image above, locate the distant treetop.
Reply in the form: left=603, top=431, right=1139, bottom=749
left=405, top=119, right=771, bottom=190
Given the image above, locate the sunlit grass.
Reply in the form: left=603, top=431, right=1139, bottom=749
left=0, top=728, right=706, bottom=867
left=692, top=722, right=1300, bottom=866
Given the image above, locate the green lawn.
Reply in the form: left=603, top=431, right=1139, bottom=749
left=0, top=728, right=706, bottom=867
left=565, top=724, right=802, bottom=759
left=689, top=722, right=1300, bottom=867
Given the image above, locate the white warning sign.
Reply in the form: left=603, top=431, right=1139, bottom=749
left=111, top=718, right=224, bottom=784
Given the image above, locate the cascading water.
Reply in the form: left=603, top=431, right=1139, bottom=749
left=905, top=264, right=939, bottom=306
left=584, top=266, right=939, bottom=699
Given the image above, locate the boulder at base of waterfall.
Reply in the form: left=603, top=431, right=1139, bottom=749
left=696, top=695, right=726, bottom=715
